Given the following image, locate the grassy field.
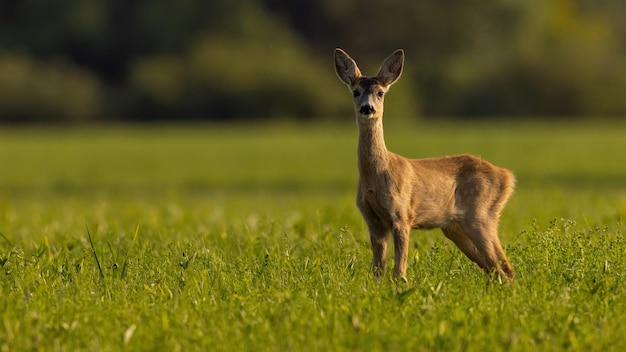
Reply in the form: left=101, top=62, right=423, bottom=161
left=1, top=120, right=625, bottom=351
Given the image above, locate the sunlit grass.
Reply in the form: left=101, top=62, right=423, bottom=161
left=0, top=120, right=625, bottom=351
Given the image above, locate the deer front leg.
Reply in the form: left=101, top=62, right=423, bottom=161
left=360, top=204, right=390, bottom=280
left=392, top=224, right=410, bottom=282
left=370, top=232, right=388, bottom=280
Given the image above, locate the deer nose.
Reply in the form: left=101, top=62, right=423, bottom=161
left=360, top=104, right=375, bottom=115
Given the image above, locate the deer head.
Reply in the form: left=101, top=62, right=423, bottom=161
left=334, top=48, right=404, bottom=120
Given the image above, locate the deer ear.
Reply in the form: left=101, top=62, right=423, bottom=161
left=334, top=48, right=362, bottom=86
left=377, top=49, right=404, bottom=86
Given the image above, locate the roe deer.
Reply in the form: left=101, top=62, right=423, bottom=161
left=334, top=48, right=515, bottom=281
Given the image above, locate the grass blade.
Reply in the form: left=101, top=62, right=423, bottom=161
left=86, top=225, right=105, bottom=279
left=0, top=231, right=13, bottom=248
left=121, top=222, right=140, bottom=278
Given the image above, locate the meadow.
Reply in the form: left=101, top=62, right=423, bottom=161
left=0, top=120, right=625, bottom=351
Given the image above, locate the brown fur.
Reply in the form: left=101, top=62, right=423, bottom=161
left=334, top=48, right=515, bottom=281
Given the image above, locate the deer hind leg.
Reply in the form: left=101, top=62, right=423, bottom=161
left=442, top=223, right=489, bottom=271
left=489, top=233, right=514, bottom=279
left=460, top=219, right=514, bottom=280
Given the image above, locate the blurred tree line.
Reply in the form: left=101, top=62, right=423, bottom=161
left=1, top=0, right=626, bottom=122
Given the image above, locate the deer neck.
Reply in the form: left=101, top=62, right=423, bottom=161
left=357, top=117, right=389, bottom=176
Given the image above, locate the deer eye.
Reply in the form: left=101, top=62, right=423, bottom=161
left=352, top=90, right=360, bottom=97
left=377, top=91, right=384, bottom=98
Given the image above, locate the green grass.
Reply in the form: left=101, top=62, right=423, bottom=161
left=1, top=120, right=625, bottom=351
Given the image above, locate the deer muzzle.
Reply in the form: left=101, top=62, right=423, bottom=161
left=359, top=104, right=376, bottom=116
